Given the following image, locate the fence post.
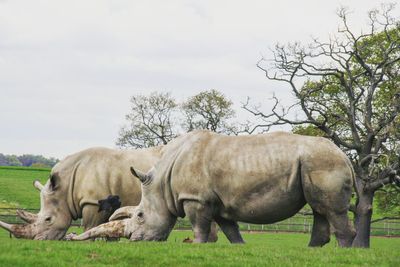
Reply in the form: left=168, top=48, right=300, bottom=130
left=385, top=222, right=389, bottom=236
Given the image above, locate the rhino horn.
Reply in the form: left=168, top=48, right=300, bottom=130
left=16, top=209, right=38, bottom=223
left=0, top=220, right=34, bottom=239
left=71, top=220, right=128, bottom=241
left=130, top=167, right=150, bottom=184
left=0, top=220, right=13, bottom=233
left=33, top=180, right=44, bottom=191
left=109, top=206, right=137, bottom=221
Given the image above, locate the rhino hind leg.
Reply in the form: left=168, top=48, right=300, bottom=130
left=215, top=216, right=244, bottom=244
left=302, top=170, right=355, bottom=247
left=183, top=201, right=214, bottom=243
left=326, top=212, right=355, bottom=247
left=308, top=211, right=330, bottom=247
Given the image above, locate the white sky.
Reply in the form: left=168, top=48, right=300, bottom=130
left=0, top=0, right=397, bottom=159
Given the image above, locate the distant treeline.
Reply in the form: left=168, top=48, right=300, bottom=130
left=0, top=153, right=59, bottom=168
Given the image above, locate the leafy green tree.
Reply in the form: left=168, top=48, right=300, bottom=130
left=18, top=154, right=58, bottom=167
left=0, top=153, right=9, bottom=166
left=116, top=92, right=179, bottom=148
left=182, top=89, right=236, bottom=134
left=0, top=154, right=58, bottom=167
left=245, top=4, right=400, bottom=247
left=5, top=155, right=22, bottom=166
left=375, top=186, right=400, bottom=217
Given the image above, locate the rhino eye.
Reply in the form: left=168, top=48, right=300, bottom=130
left=137, top=212, right=143, bottom=218
left=45, top=216, right=52, bottom=223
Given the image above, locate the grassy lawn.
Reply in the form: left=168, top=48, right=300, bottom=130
left=0, top=166, right=50, bottom=209
left=0, top=230, right=399, bottom=267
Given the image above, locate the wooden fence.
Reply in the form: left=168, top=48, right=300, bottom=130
left=1, top=208, right=399, bottom=236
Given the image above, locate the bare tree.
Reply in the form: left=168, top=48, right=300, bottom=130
left=244, top=4, right=400, bottom=247
left=117, top=92, right=178, bottom=148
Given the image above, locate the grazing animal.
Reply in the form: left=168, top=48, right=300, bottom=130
left=0, top=147, right=162, bottom=240
left=71, top=130, right=356, bottom=247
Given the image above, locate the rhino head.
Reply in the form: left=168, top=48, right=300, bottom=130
left=127, top=167, right=177, bottom=241
left=0, top=174, right=72, bottom=240
left=70, top=167, right=176, bottom=242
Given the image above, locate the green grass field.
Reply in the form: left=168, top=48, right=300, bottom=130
left=0, top=230, right=399, bottom=267
left=0, top=166, right=49, bottom=209
left=1, top=166, right=399, bottom=266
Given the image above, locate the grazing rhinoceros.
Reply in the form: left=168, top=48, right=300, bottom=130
left=0, top=147, right=162, bottom=240
left=71, top=131, right=356, bottom=247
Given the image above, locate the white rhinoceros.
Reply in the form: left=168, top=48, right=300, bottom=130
left=0, top=147, right=162, bottom=240
left=71, top=131, right=356, bottom=247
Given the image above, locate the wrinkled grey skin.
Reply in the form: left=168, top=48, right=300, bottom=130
left=0, top=147, right=162, bottom=240
left=72, top=131, right=356, bottom=247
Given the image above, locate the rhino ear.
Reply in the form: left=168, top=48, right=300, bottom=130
left=49, top=174, right=60, bottom=191
left=130, top=167, right=151, bottom=184
left=98, top=199, right=105, bottom=212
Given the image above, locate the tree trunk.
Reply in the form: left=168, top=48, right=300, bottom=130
left=352, top=189, right=374, bottom=248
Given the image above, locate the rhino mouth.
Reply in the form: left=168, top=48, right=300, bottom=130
left=129, top=230, right=169, bottom=242
left=129, top=233, right=166, bottom=242
left=34, top=229, right=68, bottom=240
left=129, top=232, right=144, bottom=241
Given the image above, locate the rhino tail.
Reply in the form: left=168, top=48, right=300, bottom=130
left=345, top=158, right=359, bottom=214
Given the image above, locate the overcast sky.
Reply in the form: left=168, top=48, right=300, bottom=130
left=0, top=0, right=397, bottom=159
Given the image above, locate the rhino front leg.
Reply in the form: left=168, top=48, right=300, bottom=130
left=215, top=216, right=245, bottom=244
left=82, top=205, right=109, bottom=231
left=81, top=204, right=121, bottom=241
left=208, top=222, right=218, bottom=243
left=183, top=201, right=213, bottom=243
